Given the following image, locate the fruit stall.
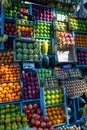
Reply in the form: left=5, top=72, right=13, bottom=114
left=0, top=0, right=87, bottom=130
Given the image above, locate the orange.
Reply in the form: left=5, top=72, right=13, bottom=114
left=17, top=26, right=21, bottom=30
left=8, top=83, right=13, bottom=87
left=21, top=26, right=25, bottom=31
left=49, top=116, right=53, bottom=121
left=52, top=120, right=56, bottom=125
left=56, top=119, right=60, bottom=124
left=58, top=115, right=62, bottom=120
left=12, top=93, right=16, bottom=97
left=15, top=96, right=21, bottom=100
left=25, top=27, right=29, bottom=31
left=18, top=92, right=22, bottom=96
left=16, top=85, right=21, bottom=90
left=52, top=111, right=56, bottom=115
left=47, top=112, right=51, bottom=116
left=9, top=90, right=13, bottom=94
left=0, top=87, right=3, bottom=91
left=0, top=98, right=2, bottom=102
left=53, top=115, right=57, bottom=119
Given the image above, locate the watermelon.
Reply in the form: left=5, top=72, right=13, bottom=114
left=22, top=43, right=27, bottom=48
left=28, top=44, right=33, bottom=49
left=23, top=49, right=28, bottom=54
left=23, top=54, right=28, bottom=60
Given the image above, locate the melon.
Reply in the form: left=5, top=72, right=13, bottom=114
left=16, top=48, right=22, bottom=53
left=23, top=54, right=28, bottom=60
left=34, top=42, right=39, bottom=48
left=16, top=42, right=22, bottom=48
left=23, top=49, right=28, bottom=54
left=28, top=55, right=33, bottom=60
left=33, top=55, right=39, bottom=61
left=16, top=53, right=22, bottom=60
left=28, top=44, right=33, bottom=49
left=22, top=43, right=27, bottom=48
left=28, top=49, right=33, bottom=55
left=33, top=48, right=39, bottom=55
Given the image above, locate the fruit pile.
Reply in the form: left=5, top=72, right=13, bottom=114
left=45, top=89, right=64, bottom=105
left=69, top=68, right=82, bottom=78
left=4, top=22, right=16, bottom=35
left=59, top=125, right=81, bottom=130
left=35, top=22, right=53, bottom=38
left=75, top=34, right=87, bottom=47
left=16, top=19, right=33, bottom=26
left=54, top=69, right=68, bottom=79
left=36, top=39, right=52, bottom=53
left=4, top=38, right=13, bottom=49
left=0, top=64, right=20, bottom=82
left=23, top=103, right=54, bottom=130
left=43, top=77, right=58, bottom=87
left=5, top=3, right=29, bottom=17
left=77, top=49, right=87, bottom=65
left=17, top=25, right=33, bottom=38
left=0, top=51, right=14, bottom=63
left=56, top=31, right=75, bottom=46
left=37, top=69, right=52, bottom=81
left=54, top=21, right=68, bottom=31
left=46, top=106, right=66, bottom=125
left=22, top=71, right=40, bottom=99
left=0, top=104, right=29, bottom=130
left=62, top=79, right=87, bottom=97
left=32, top=5, right=53, bottom=21
left=70, top=18, right=87, bottom=31
left=15, top=41, right=40, bottom=61
left=0, top=82, right=22, bottom=102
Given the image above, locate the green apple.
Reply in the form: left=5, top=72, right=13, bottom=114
left=46, top=101, right=51, bottom=105
left=46, top=95, right=51, bottom=101
left=51, top=100, right=55, bottom=105
left=55, top=94, right=60, bottom=99
left=51, top=95, right=55, bottom=100
left=46, top=90, right=50, bottom=95
left=55, top=99, right=59, bottom=104
left=50, top=90, right=55, bottom=95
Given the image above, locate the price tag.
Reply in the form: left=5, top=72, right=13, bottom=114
left=23, top=63, right=35, bottom=69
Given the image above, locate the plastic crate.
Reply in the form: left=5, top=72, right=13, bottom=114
left=40, top=87, right=66, bottom=116
left=22, top=69, right=40, bottom=100
left=14, top=38, right=41, bottom=62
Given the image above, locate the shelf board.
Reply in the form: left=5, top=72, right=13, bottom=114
left=69, top=94, right=83, bottom=99
left=46, top=103, right=65, bottom=108
left=0, top=100, right=22, bottom=106
left=22, top=99, right=40, bottom=103
left=72, top=30, right=87, bottom=34
left=76, top=46, right=87, bottom=50
left=53, top=123, right=66, bottom=128
left=76, top=65, right=87, bottom=68
left=35, top=20, right=53, bottom=23
left=35, top=36, right=53, bottom=40
left=16, top=37, right=35, bottom=42
left=8, top=35, right=16, bottom=38
left=5, top=17, right=16, bottom=22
